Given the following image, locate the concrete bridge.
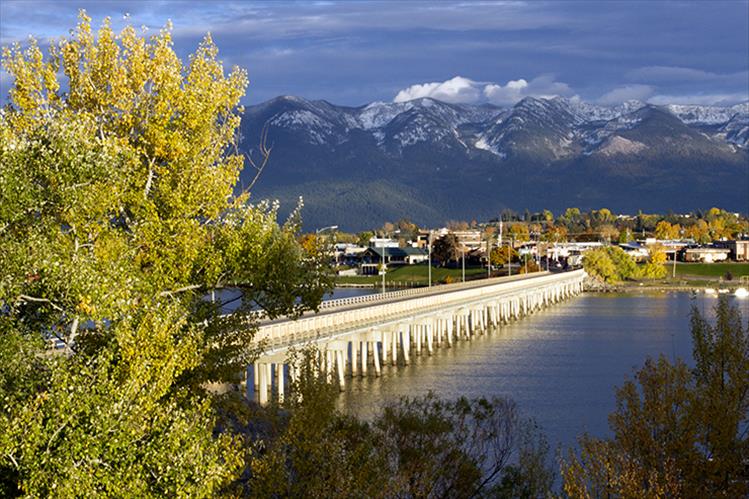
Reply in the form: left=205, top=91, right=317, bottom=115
left=249, top=269, right=586, bottom=404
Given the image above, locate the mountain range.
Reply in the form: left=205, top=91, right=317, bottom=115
left=239, top=95, right=749, bottom=230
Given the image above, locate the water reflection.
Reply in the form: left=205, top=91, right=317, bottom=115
left=339, top=292, right=749, bottom=451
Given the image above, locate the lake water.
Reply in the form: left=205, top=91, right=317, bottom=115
left=326, top=287, right=379, bottom=300
left=338, top=291, right=749, bottom=451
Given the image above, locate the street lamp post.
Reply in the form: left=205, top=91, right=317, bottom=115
left=507, top=242, right=511, bottom=277
left=428, top=231, right=432, bottom=287
left=315, top=225, right=338, bottom=266
left=315, top=225, right=338, bottom=235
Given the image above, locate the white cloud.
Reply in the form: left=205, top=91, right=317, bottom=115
left=393, top=76, right=481, bottom=104
left=484, top=74, right=574, bottom=105
left=597, top=84, right=655, bottom=105
left=627, top=66, right=748, bottom=84
left=393, top=74, right=574, bottom=105
left=648, top=92, right=749, bottom=106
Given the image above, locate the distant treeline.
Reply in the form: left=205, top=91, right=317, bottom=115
left=322, top=207, right=748, bottom=246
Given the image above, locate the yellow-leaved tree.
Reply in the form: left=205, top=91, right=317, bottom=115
left=0, top=12, right=331, bottom=496
left=641, top=243, right=668, bottom=279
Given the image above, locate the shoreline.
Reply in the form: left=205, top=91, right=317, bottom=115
left=586, top=278, right=748, bottom=294
left=336, top=280, right=748, bottom=293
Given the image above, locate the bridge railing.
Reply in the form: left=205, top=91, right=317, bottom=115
left=318, top=271, right=549, bottom=312
left=255, top=270, right=586, bottom=350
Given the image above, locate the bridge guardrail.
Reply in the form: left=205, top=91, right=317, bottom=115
left=256, top=269, right=586, bottom=351
left=318, top=271, right=549, bottom=312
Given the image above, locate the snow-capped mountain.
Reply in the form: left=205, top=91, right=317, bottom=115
left=241, top=95, right=749, bottom=230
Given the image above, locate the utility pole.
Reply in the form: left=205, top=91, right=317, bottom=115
left=428, top=230, right=432, bottom=287
left=462, top=245, right=465, bottom=283
left=487, top=232, right=491, bottom=279
left=507, top=238, right=512, bottom=277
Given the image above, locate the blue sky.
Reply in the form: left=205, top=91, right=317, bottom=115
left=1, top=0, right=747, bottom=106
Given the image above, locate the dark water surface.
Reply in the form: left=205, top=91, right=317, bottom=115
left=338, top=292, right=749, bottom=450
left=326, top=287, right=378, bottom=300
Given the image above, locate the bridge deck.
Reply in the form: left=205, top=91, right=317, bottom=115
left=255, top=270, right=586, bottom=352
left=263, top=271, right=561, bottom=325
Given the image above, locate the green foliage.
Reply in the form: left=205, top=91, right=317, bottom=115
left=509, top=223, right=530, bottom=242
left=583, top=246, right=639, bottom=283
left=375, top=393, right=554, bottom=498
left=518, top=256, right=541, bottom=274
left=543, top=224, right=568, bottom=243
left=562, top=296, right=749, bottom=497
left=0, top=13, right=330, bottom=496
left=357, top=230, right=374, bottom=247
left=246, top=349, right=384, bottom=498
left=432, top=233, right=461, bottom=265
left=244, top=349, right=556, bottom=498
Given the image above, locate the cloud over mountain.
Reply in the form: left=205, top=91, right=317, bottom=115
left=393, top=76, right=481, bottom=104
left=597, top=84, right=655, bottom=105
left=394, top=75, right=575, bottom=105
left=395, top=75, right=749, bottom=107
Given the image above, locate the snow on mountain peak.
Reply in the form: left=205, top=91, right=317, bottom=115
left=251, top=95, right=749, bottom=152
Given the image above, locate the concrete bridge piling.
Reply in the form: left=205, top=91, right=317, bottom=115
left=247, top=270, right=585, bottom=405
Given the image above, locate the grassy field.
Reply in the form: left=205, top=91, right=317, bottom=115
left=668, top=262, right=749, bottom=278
left=336, top=264, right=491, bottom=286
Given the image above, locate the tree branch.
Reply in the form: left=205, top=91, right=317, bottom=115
left=144, top=156, right=156, bottom=199
left=17, top=294, right=65, bottom=312
left=159, top=284, right=203, bottom=297
left=241, top=124, right=272, bottom=195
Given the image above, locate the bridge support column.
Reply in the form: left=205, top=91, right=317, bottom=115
left=276, top=363, right=285, bottom=403
left=288, top=363, right=295, bottom=394
left=391, top=327, right=398, bottom=365
left=351, top=340, right=358, bottom=376
left=415, top=323, right=422, bottom=355
left=258, top=362, right=269, bottom=406
left=446, top=317, right=453, bottom=346
left=426, top=321, right=434, bottom=355
left=403, top=328, right=411, bottom=364
left=373, top=340, right=381, bottom=376
left=382, top=332, right=389, bottom=364
left=361, top=341, right=368, bottom=376
left=326, top=350, right=334, bottom=382
left=336, top=350, right=345, bottom=390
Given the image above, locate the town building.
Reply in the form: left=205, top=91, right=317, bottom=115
left=682, top=247, right=730, bottom=263
left=713, top=240, right=749, bottom=261
left=359, top=247, right=429, bottom=274
left=368, top=237, right=400, bottom=248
